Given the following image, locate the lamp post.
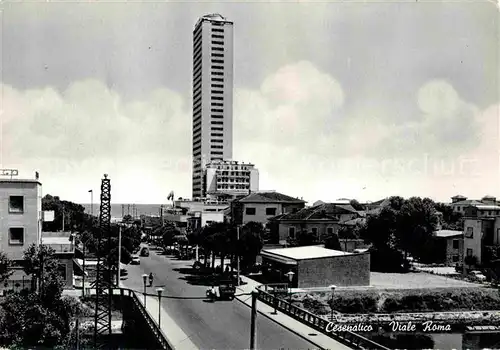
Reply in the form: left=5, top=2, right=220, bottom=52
left=329, top=284, right=337, bottom=321
left=285, top=271, right=295, bottom=302
left=142, top=274, right=148, bottom=307
left=156, top=287, right=164, bottom=328
left=117, top=225, right=122, bottom=286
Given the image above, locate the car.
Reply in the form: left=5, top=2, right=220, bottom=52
left=130, top=255, right=140, bottom=265
left=140, top=247, right=150, bottom=257
left=470, top=270, right=487, bottom=281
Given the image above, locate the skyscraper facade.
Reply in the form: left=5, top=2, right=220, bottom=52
left=192, top=14, right=234, bottom=199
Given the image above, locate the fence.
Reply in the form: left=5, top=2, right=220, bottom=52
left=256, top=285, right=390, bottom=350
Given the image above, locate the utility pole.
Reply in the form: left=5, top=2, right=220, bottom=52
left=117, top=225, right=122, bottom=286
left=250, top=291, right=257, bottom=350
left=62, top=205, right=65, bottom=232
left=237, top=225, right=240, bottom=286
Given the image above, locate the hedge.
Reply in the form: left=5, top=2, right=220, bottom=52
left=301, top=287, right=500, bottom=314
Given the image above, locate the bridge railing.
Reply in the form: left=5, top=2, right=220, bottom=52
left=83, top=288, right=174, bottom=350
left=256, top=285, right=390, bottom=350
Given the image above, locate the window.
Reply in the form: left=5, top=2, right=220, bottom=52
left=9, top=227, right=24, bottom=245
left=9, top=196, right=24, bottom=213
left=466, top=248, right=473, bottom=257
left=327, top=227, right=334, bottom=235
left=266, top=208, right=277, bottom=216
left=246, top=207, right=256, bottom=215
left=289, top=227, right=296, bottom=239
left=452, top=255, right=459, bottom=263
left=452, top=239, right=460, bottom=249
left=312, top=227, right=318, bottom=236
left=465, top=227, right=473, bottom=238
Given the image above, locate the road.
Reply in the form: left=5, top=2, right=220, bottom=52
left=122, top=248, right=320, bottom=350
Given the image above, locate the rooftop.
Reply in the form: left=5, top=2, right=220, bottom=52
left=475, top=205, right=500, bottom=210
left=276, top=203, right=358, bottom=221
left=236, top=192, right=305, bottom=204
left=0, top=178, right=41, bottom=185
left=434, top=230, right=463, bottom=238
left=262, top=246, right=352, bottom=261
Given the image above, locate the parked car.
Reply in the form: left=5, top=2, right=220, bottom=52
left=470, top=270, right=487, bottom=281
left=130, top=255, right=140, bottom=265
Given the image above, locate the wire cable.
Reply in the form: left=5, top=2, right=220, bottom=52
left=122, top=286, right=252, bottom=300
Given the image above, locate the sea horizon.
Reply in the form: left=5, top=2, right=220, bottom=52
left=80, top=203, right=173, bottom=218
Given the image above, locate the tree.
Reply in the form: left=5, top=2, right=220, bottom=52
left=396, top=197, right=439, bottom=261
left=434, top=203, right=464, bottom=230
left=238, top=222, right=264, bottom=271
left=324, top=233, right=342, bottom=250
left=42, top=195, right=89, bottom=233
left=0, top=245, right=68, bottom=348
left=0, top=252, right=12, bottom=283
left=350, top=199, right=365, bottom=211
left=23, top=244, right=64, bottom=302
left=296, top=229, right=317, bottom=246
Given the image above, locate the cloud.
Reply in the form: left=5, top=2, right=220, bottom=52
left=2, top=79, right=190, bottom=163
left=1, top=62, right=497, bottom=203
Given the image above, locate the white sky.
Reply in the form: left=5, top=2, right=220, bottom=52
left=1, top=0, right=499, bottom=204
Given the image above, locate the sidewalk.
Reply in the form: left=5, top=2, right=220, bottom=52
left=235, top=276, right=352, bottom=350
left=119, top=281, right=199, bottom=350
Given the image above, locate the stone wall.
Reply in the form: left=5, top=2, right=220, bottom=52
left=297, top=252, right=370, bottom=288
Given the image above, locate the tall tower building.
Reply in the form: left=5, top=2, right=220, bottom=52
left=192, top=14, right=234, bottom=199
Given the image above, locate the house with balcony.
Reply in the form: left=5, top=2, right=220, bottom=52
left=463, top=204, right=500, bottom=265
left=41, top=231, right=75, bottom=287
left=228, top=191, right=306, bottom=227
left=268, top=203, right=360, bottom=245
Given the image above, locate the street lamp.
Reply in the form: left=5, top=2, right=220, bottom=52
left=329, top=284, right=337, bottom=321
left=142, top=274, right=148, bottom=307
left=156, top=287, right=164, bottom=328
left=285, top=271, right=295, bottom=302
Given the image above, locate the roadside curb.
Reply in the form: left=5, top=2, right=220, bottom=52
left=234, top=294, right=327, bottom=350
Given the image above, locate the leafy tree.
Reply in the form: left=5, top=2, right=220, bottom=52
left=238, top=222, right=264, bottom=270
left=122, top=214, right=133, bottom=222
left=42, top=195, right=89, bottom=233
left=297, top=229, right=317, bottom=246
left=434, top=202, right=464, bottom=230
left=0, top=252, right=13, bottom=283
left=396, top=197, right=439, bottom=261
left=0, top=245, right=69, bottom=348
left=350, top=199, right=365, bottom=211
left=324, top=233, right=342, bottom=250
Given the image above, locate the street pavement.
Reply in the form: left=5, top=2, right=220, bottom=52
left=122, top=248, right=321, bottom=350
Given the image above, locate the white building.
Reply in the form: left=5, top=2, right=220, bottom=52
left=0, top=178, right=43, bottom=262
left=192, top=14, right=234, bottom=199
left=204, top=160, right=259, bottom=199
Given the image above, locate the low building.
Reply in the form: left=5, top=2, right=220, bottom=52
left=174, top=198, right=229, bottom=213
left=268, top=203, right=360, bottom=245
left=260, top=246, right=370, bottom=288
left=449, top=195, right=498, bottom=214
left=433, top=230, right=464, bottom=265
left=0, top=177, right=43, bottom=262
left=229, top=191, right=306, bottom=226
left=41, top=231, right=75, bottom=288
left=463, top=204, right=500, bottom=264
left=204, top=160, right=259, bottom=200
left=187, top=211, right=225, bottom=232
